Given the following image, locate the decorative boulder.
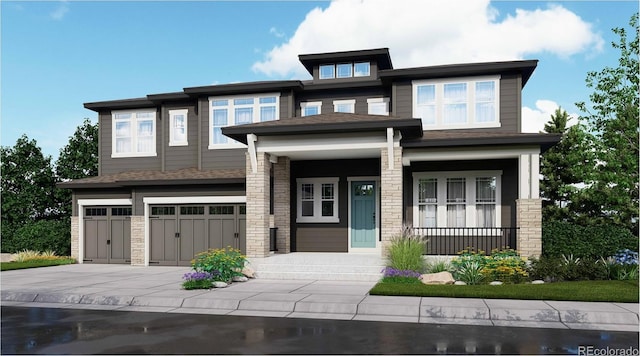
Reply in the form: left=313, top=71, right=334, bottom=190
left=531, top=280, right=545, bottom=284
left=420, top=271, right=455, bottom=285
left=489, top=281, right=503, bottom=286
left=454, top=281, right=467, bottom=286
left=213, top=281, right=228, bottom=288
left=232, top=276, right=249, bottom=282
left=242, top=266, right=256, bottom=278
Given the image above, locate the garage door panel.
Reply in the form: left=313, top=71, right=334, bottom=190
left=110, top=219, right=130, bottom=263
left=84, top=219, right=108, bottom=263
left=208, top=218, right=235, bottom=250
left=150, top=218, right=177, bottom=264
left=179, top=218, right=206, bottom=264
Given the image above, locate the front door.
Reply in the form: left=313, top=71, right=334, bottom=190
left=351, top=181, right=376, bottom=248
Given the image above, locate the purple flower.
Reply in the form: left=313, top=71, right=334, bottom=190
left=182, top=271, right=219, bottom=281
left=381, top=267, right=421, bottom=278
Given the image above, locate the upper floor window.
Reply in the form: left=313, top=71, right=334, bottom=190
left=169, top=109, right=188, bottom=146
left=301, top=101, right=322, bottom=117
left=367, top=97, right=389, bottom=116
left=112, top=109, right=156, bottom=158
left=413, top=76, right=500, bottom=130
left=319, top=62, right=371, bottom=79
left=209, top=93, right=279, bottom=149
left=333, top=99, right=355, bottom=113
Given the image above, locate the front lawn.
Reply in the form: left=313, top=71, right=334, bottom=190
left=370, top=280, right=639, bottom=303
left=1, top=259, right=76, bottom=271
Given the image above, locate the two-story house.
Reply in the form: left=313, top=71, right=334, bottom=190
left=60, top=48, right=560, bottom=267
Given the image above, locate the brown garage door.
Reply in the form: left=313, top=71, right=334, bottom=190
left=83, top=207, right=131, bottom=264
left=150, top=204, right=245, bottom=266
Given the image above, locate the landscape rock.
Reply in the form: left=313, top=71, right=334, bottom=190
left=420, top=271, right=455, bottom=285
left=232, top=276, right=249, bottom=282
left=454, top=281, right=467, bottom=285
left=531, top=280, right=545, bottom=284
left=241, top=266, right=256, bottom=278
left=213, top=282, right=228, bottom=288
left=489, top=281, right=503, bottom=286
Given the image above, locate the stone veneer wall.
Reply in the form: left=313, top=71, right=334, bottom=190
left=246, top=152, right=271, bottom=258
left=380, top=146, right=403, bottom=256
left=273, top=156, right=291, bottom=253
left=516, top=199, right=542, bottom=258
left=130, top=216, right=145, bottom=266
left=70, top=216, right=79, bottom=261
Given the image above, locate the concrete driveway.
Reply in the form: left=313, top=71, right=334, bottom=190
left=1, top=264, right=638, bottom=332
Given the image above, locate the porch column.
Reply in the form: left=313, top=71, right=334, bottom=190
left=246, top=152, right=271, bottom=258
left=130, top=216, right=145, bottom=266
left=273, top=156, right=291, bottom=253
left=70, top=216, right=79, bottom=261
left=517, top=153, right=542, bottom=258
left=380, top=146, right=403, bottom=256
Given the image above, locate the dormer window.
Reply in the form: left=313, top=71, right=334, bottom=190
left=319, top=62, right=371, bottom=79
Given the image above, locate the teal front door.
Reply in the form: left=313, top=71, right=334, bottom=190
left=351, top=181, right=376, bottom=248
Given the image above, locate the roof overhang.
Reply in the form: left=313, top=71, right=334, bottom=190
left=183, top=80, right=303, bottom=96
left=380, top=60, right=538, bottom=87
left=222, top=113, right=423, bottom=145
left=402, top=132, right=561, bottom=153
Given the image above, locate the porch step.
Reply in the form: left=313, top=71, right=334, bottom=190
left=248, top=253, right=385, bottom=282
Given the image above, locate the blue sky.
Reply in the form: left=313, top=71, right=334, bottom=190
left=1, top=0, right=637, bottom=160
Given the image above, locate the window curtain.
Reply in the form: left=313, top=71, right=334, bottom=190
left=446, top=178, right=466, bottom=227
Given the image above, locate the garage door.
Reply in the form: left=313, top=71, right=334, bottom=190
left=83, top=207, right=131, bottom=264
left=149, top=204, right=246, bottom=266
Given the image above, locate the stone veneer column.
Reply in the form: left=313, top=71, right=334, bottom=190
left=380, top=146, right=403, bottom=257
left=70, top=216, right=79, bottom=261
left=246, top=152, right=271, bottom=258
left=273, top=156, right=291, bottom=253
left=130, top=216, right=145, bottom=266
left=516, top=199, right=542, bottom=258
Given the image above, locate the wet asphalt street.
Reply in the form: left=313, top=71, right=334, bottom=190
left=2, top=306, right=638, bottom=355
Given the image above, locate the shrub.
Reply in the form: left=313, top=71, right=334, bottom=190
left=4, top=220, right=71, bottom=256
left=543, top=222, right=638, bottom=259
left=529, top=255, right=609, bottom=282
left=387, top=229, right=426, bottom=272
left=191, top=247, right=247, bottom=282
left=12, top=250, right=41, bottom=262
left=454, top=261, right=484, bottom=285
left=425, top=258, right=452, bottom=273
left=482, top=256, right=529, bottom=284
left=380, top=267, right=422, bottom=284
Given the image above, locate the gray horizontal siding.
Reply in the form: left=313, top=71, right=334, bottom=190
left=99, top=111, right=162, bottom=175
left=295, top=87, right=389, bottom=117
left=164, top=103, right=198, bottom=170
left=393, top=75, right=522, bottom=133
left=296, top=227, right=347, bottom=252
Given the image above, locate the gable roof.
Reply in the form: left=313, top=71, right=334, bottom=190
left=221, top=113, right=423, bottom=144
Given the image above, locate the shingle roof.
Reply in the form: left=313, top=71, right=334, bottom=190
left=403, top=131, right=561, bottom=152
left=57, top=167, right=245, bottom=189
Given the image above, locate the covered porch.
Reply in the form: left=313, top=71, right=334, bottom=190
left=222, top=113, right=423, bottom=258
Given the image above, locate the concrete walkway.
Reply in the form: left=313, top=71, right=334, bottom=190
left=1, top=264, right=638, bottom=332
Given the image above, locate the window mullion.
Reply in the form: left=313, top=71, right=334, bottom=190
left=468, top=176, right=476, bottom=228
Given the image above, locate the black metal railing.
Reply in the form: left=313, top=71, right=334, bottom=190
left=411, top=227, right=519, bottom=255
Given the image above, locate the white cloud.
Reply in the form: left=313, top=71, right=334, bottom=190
left=522, top=99, right=579, bottom=133
left=269, top=27, right=285, bottom=38
left=252, top=0, right=603, bottom=78
left=50, top=1, right=69, bottom=21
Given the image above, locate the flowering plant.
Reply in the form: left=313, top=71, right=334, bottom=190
left=381, top=267, right=422, bottom=284
left=191, top=246, right=247, bottom=282
left=182, top=271, right=220, bottom=290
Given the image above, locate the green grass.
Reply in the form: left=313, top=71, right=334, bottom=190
left=1, top=259, right=76, bottom=271
left=370, top=280, right=639, bottom=303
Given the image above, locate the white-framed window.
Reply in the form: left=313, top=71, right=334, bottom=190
left=333, top=99, right=355, bottom=113
left=301, top=101, right=322, bottom=117
left=169, top=109, right=188, bottom=146
left=412, top=76, right=500, bottom=130
left=319, top=62, right=371, bottom=79
left=367, top=97, right=389, bottom=116
left=414, top=171, right=501, bottom=228
left=112, top=109, right=157, bottom=158
left=208, top=93, right=279, bottom=149
left=354, top=62, right=370, bottom=77
left=320, top=64, right=335, bottom=79
left=297, top=177, right=339, bottom=223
